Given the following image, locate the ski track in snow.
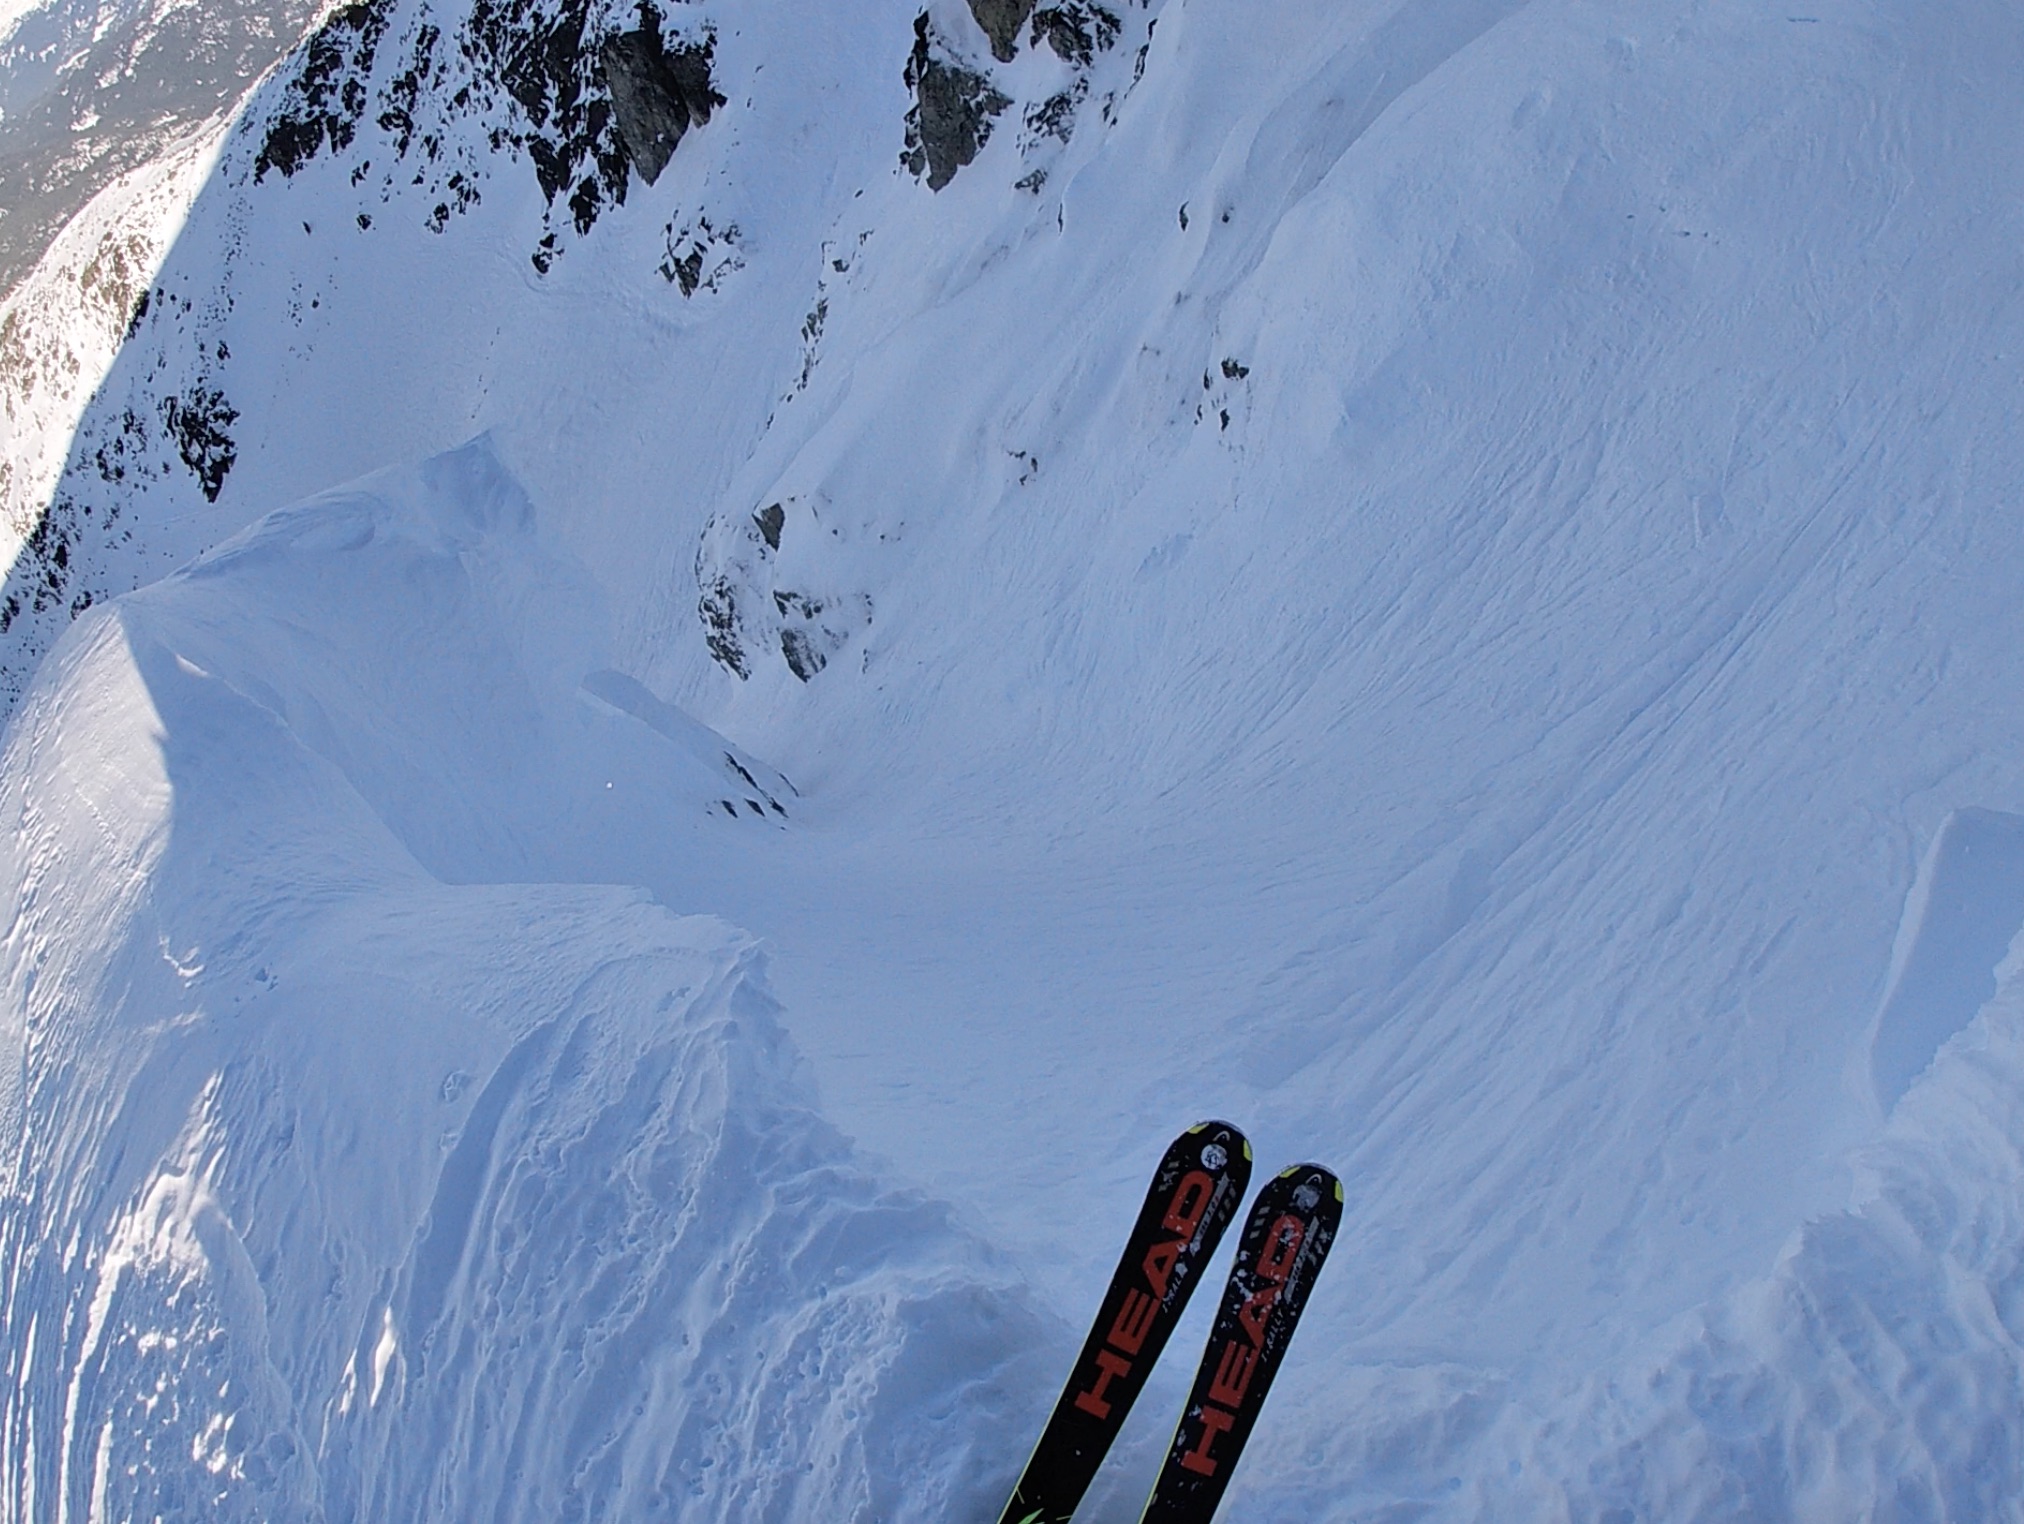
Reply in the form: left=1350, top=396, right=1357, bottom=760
left=4, top=0, right=2024, bottom=1517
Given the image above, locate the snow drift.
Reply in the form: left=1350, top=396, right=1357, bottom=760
left=0, top=442, right=1046, bottom=1521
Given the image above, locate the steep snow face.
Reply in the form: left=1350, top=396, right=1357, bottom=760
left=6, top=0, right=2024, bottom=1517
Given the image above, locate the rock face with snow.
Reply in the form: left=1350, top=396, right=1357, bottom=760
left=6, top=0, right=2024, bottom=1518
left=600, top=24, right=719, bottom=186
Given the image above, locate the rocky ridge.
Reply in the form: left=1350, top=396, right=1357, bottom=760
left=0, top=0, right=1154, bottom=708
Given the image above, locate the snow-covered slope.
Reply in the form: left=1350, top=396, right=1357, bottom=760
left=0, top=0, right=327, bottom=300
left=0, top=124, right=219, bottom=582
left=7, top=0, right=2024, bottom=1517
left=0, top=442, right=1042, bottom=1520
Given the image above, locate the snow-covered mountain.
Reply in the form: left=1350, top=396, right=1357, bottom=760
left=0, top=0, right=328, bottom=298
left=5, top=0, right=2024, bottom=1518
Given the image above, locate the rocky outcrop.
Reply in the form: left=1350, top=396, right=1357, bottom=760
left=965, top=0, right=1119, bottom=67
left=907, top=1, right=1132, bottom=193
left=254, top=0, right=395, bottom=181
left=252, top=0, right=721, bottom=251
left=159, top=385, right=239, bottom=502
left=599, top=26, right=722, bottom=185
left=967, top=0, right=1036, bottom=62
left=902, top=14, right=1009, bottom=192
left=696, top=498, right=872, bottom=683
left=660, top=213, right=743, bottom=294
left=1031, top=3, right=1121, bottom=66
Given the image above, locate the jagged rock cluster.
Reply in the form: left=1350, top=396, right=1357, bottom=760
left=901, top=14, right=1010, bottom=192
left=252, top=0, right=395, bottom=181
left=254, top=0, right=721, bottom=252
left=600, top=19, right=722, bottom=184
left=902, top=0, right=1128, bottom=193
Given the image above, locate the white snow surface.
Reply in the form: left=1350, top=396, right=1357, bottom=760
left=6, top=0, right=2024, bottom=1517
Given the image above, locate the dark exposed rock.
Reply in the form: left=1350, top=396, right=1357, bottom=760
left=773, top=587, right=871, bottom=682
left=376, top=22, right=441, bottom=155
left=599, top=26, right=721, bottom=185
left=779, top=625, right=825, bottom=681
left=698, top=574, right=751, bottom=679
left=968, top=0, right=1036, bottom=62
left=159, top=386, right=239, bottom=502
left=597, top=28, right=683, bottom=173
left=1030, top=4, right=1119, bottom=66
left=695, top=501, right=872, bottom=683
left=663, top=37, right=724, bottom=128
left=466, top=0, right=629, bottom=233
left=255, top=0, right=395, bottom=181
left=248, top=0, right=726, bottom=261
left=0, top=491, right=102, bottom=642
left=660, top=214, right=743, bottom=294
left=1024, top=86, right=1080, bottom=145
left=902, top=14, right=1009, bottom=192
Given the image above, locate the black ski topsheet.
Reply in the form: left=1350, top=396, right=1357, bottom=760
left=997, top=1121, right=1253, bottom=1524
left=1138, top=1163, right=1342, bottom=1524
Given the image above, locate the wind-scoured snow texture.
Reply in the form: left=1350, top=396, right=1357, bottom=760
left=7, top=0, right=2024, bottom=1517
left=0, top=441, right=1046, bottom=1522
left=1462, top=938, right=2024, bottom=1522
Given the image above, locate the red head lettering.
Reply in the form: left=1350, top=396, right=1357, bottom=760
left=1142, top=1237, right=1181, bottom=1299
left=1179, top=1404, right=1236, bottom=1476
left=1256, top=1213, right=1305, bottom=1284
left=1161, top=1170, right=1217, bottom=1238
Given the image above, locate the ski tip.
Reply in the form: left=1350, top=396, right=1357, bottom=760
left=1186, top=1120, right=1251, bottom=1158
left=1276, top=1162, right=1341, bottom=1188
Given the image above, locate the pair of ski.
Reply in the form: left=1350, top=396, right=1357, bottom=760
left=998, top=1121, right=1340, bottom=1524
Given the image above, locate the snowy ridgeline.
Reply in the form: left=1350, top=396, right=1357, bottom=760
left=5, top=0, right=2024, bottom=1517
left=0, top=445, right=1049, bottom=1521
